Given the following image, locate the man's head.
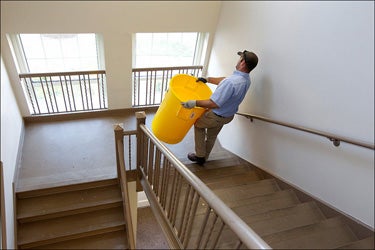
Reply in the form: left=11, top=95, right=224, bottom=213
left=237, top=50, right=258, bottom=72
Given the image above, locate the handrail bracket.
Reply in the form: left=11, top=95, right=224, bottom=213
left=329, top=138, right=341, bottom=147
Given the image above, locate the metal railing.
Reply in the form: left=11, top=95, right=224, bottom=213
left=237, top=112, right=375, bottom=150
left=19, top=70, right=107, bottom=115
left=132, top=66, right=203, bottom=107
left=19, top=66, right=203, bottom=114
left=134, top=111, right=271, bottom=249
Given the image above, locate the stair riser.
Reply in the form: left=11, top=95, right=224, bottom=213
left=18, top=225, right=126, bottom=249
left=18, top=201, right=123, bottom=223
left=17, top=178, right=118, bottom=199
left=36, top=230, right=129, bottom=249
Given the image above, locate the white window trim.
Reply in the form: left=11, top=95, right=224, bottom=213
left=7, top=34, right=29, bottom=74
left=7, top=33, right=105, bottom=74
left=193, top=32, right=209, bottom=66
left=132, top=32, right=209, bottom=68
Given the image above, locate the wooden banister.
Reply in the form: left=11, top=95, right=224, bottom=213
left=114, top=125, right=136, bottom=249
left=135, top=111, right=271, bottom=249
left=19, top=70, right=106, bottom=78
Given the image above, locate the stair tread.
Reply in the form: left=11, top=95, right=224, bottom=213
left=182, top=153, right=243, bottom=169
left=163, top=174, right=279, bottom=211
left=241, top=201, right=326, bottom=236
left=18, top=206, right=125, bottom=247
left=16, top=178, right=118, bottom=198
left=190, top=164, right=256, bottom=178
left=188, top=201, right=323, bottom=240
left=177, top=188, right=301, bottom=225
left=230, top=193, right=302, bottom=218
left=212, top=178, right=281, bottom=202
left=202, top=172, right=261, bottom=190
left=223, top=188, right=300, bottom=209
left=175, top=189, right=302, bottom=238
left=263, top=217, right=359, bottom=249
left=338, top=236, right=375, bottom=249
left=36, top=230, right=129, bottom=249
left=18, top=184, right=122, bottom=221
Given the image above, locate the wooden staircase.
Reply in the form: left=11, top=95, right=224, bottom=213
left=16, top=178, right=129, bottom=249
left=182, top=155, right=375, bottom=249
left=15, top=154, right=374, bottom=249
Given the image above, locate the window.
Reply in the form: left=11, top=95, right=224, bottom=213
left=10, top=33, right=104, bottom=73
left=9, top=33, right=107, bottom=115
left=132, top=32, right=208, bottom=106
left=133, top=32, right=209, bottom=68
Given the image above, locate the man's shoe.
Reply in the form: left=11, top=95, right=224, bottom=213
left=188, top=153, right=206, bottom=165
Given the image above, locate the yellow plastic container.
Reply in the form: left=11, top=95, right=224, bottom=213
left=152, top=74, right=212, bottom=144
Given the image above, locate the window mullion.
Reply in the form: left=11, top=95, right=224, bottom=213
left=192, top=33, right=200, bottom=66
left=8, top=34, right=30, bottom=73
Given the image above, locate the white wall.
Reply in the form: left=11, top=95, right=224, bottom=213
left=2, top=0, right=373, bottom=232
left=210, top=1, right=374, bottom=228
left=1, top=1, right=221, bottom=116
left=1, top=57, right=24, bottom=249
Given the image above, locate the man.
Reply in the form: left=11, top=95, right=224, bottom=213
left=181, top=50, right=258, bottom=165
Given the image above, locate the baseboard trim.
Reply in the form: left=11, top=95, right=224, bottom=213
left=23, top=107, right=159, bottom=123
left=12, top=121, right=25, bottom=189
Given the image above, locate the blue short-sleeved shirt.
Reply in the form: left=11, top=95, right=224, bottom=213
left=210, top=70, right=251, bottom=117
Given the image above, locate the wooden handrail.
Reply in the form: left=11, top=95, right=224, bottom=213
left=19, top=70, right=106, bottom=78
left=132, top=65, right=202, bottom=72
left=114, top=125, right=136, bottom=249
left=237, top=112, right=375, bottom=150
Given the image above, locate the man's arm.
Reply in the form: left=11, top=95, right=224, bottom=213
left=181, top=99, right=219, bottom=109
left=196, top=99, right=219, bottom=109
left=207, top=77, right=225, bottom=85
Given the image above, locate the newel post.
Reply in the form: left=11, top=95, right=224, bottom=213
left=136, top=111, right=146, bottom=192
left=114, top=123, right=124, bottom=179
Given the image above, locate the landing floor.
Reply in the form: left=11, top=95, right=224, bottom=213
left=16, top=109, right=228, bottom=192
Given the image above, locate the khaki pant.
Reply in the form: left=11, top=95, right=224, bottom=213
left=194, top=110, right=234, bottom=159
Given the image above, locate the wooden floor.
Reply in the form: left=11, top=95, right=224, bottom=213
left=16, top=109, right=226, bottom=192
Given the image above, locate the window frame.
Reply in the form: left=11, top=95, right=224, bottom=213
left=132, top=32, right=209, bottom=68
left=8, top=33, right=105, bottom=74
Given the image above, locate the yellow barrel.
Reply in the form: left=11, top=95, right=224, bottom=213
left=152, top=74, right=212, bottom=144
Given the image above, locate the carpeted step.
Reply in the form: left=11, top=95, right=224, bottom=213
left=205, top=172, right=262, bottom=190
left=18, top=206, right=126, bottom=249
left=17, top=184, right=122, bottom=223
left=36, top=230, right=129, bottom=249
left=262, top=217, right=359, bottom=249
left=240, top=201, right=326, bottom=236
left=189, top=164, right=257, bottom=178
left=212, top=178, right=281, bottom=202
left=16, top=178, right=118, bottom=199
left=187, top=201, right=325, bottom=247
left=337, top=235, right=374, bottom=249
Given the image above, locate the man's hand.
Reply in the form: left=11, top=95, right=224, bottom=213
left=196, top=77, right=207, bottom=83
left=181, top=100, right=196, bottom=109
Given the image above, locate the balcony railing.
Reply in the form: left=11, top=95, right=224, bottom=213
left=19, top=70, right=107, bottom=115
left=132, top=66, right=203, bottom=107
left=19, top=66, right=202, bottom=115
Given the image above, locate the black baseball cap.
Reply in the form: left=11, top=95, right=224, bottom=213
left=237, top=50, right=258, bottom=71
